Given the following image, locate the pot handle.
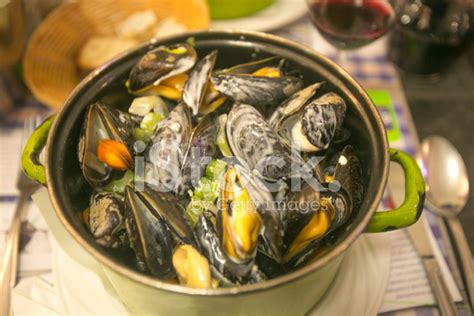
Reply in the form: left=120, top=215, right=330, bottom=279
left=21, top=115, right=56, bottom=185
left=365, top=148, right=425, bottom=233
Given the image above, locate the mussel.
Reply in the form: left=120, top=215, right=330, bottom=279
left=182, top=50, right=218, bottom=116
left=283, top=146, right=363, bottom=268
left=124, top=186, right=194, bottom=278
left=194, top=210, right=233, bottom=284
left=278, top=93, right=347, bottom=152
left=148, top=103, right=192, bottom=191
left=211, top=73, right=303, bottom=108
left=172, top=244, right=214, bottom=289
left=226, top=104, right=303, bottom=180
left=127, top=44, right=197, bottom=98
left=78, top=102, right=134, bottom=187
left=87, top=192, right=129, bottom=249
left=124, top=186, right=174, bottom=277
left=194, top=210, right=227, bottom=279
left=234, top=164, right=283, bottom=263
left=217, top=165, right=262, bottom=277
left=268, top=82, right=323, bottom=129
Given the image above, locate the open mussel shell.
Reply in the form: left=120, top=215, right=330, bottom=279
left=149, top=103, right=192, bottom=191
left=282, top=184, right=334, bottom=267
left=279, top=92, right=346, bottom=152
left=210, top=73, right=303, bottom=108
left=284, top=238, right=324, bottom=269
left=283, top=185, right=352, bottom=269
left=78, top=102, right=133, bottom=187
left=283, top=182, right=321, bottom=248
left=234, top=164, right=283, bottom=263
left=128, top=43, right=197, bottom=93
left=226, top=104, right=299, bottom=180
left=321, top=187, right=353, bottom=232
left=194, top=210, right=234, bottom=285
left=217, top=164, right=262, bottom=278
left=268, top=82, right=323, bottom=130
left=182, top=50, right=218, bottom=116
left=124, top=186, right=175, bottom=278
left=88, top=192, right=129, bottom=249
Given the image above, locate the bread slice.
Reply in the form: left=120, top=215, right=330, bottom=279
left=116, top=10, right=158, bottom=41
left=78, top=36, right=138, bottom=71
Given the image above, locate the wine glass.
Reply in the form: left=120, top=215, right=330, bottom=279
left=306, top=0, right=395, bottom=64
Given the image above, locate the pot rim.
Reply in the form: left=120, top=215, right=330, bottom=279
left=45, top=29, right=390, bottom=296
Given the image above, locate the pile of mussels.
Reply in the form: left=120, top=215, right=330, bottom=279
left=78, top=43, right=363, bottom=289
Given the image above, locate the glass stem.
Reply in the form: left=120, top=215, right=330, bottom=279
left=337, top=50, right=347, bottom=68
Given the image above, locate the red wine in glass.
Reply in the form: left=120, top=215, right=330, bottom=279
left=307, top=0, right=395, bottom=50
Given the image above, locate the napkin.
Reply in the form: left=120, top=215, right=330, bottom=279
left=13, top=187, right=393, bottom=316
left=12, top=234, right=391, bottom=316
left=12, top=276, right=60, bottom=316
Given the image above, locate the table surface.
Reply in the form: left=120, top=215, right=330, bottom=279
left=1, top=15, right=472, bottom=314
left=401, top=47, right=474, bottom=253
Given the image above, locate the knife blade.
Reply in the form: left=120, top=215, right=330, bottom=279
left=407, top=216, right=458, bottom=315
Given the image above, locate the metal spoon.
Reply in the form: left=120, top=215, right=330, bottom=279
left=417, top=135, right=473, bottom=309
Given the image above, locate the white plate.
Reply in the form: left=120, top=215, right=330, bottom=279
left=52, top=234, right=391, bottom=315
left=210, top=0, right=308, bottom=32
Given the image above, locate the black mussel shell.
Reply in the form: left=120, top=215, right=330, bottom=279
left=128, top=43, right=197, bottom=92
left=182, top=50, right=218, bottom=116
left=194, top=210, right=233, bottom=283
left=255, top=245, right=287, bottom=279
left=124, top=186, right=175, bottom=278
left=78, top=102, right=133, bottom=188
left=211, top=73, right=303, bottom=108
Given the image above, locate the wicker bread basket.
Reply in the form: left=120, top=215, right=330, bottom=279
left=24, top=0, right=210, bottom=110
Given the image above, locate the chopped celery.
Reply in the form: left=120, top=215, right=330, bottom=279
left=103, top=170, right=134, bottom=194
left=184, top=160, right=226, bottom=226
left=134, top=112, right=164, bottom=142
left=205, top=159, right=227, bottom=180
left=140, top=112, right=164, bottom=130
left=129, top=96, right=156, bottom=116
left=192, top=177, right=217, bottom=202
left=185, top=200, right=217, bottom=227
left=216, top=114, right=232, bottom=157
left=133, top=127, right=154, bottom=142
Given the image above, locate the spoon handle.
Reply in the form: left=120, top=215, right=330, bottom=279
left=446, top=218, right=474, bottom=309
left=422, top=257, right=458, bottom=315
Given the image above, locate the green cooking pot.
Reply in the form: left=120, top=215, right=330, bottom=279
left=22, top=30, right=425, bottom=315
left=208, top=0, right=275, bottom=19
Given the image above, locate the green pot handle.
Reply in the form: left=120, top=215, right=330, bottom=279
left=365, top=148, right=425, bottom=233
left=21, top=115, right=56, bottom=185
